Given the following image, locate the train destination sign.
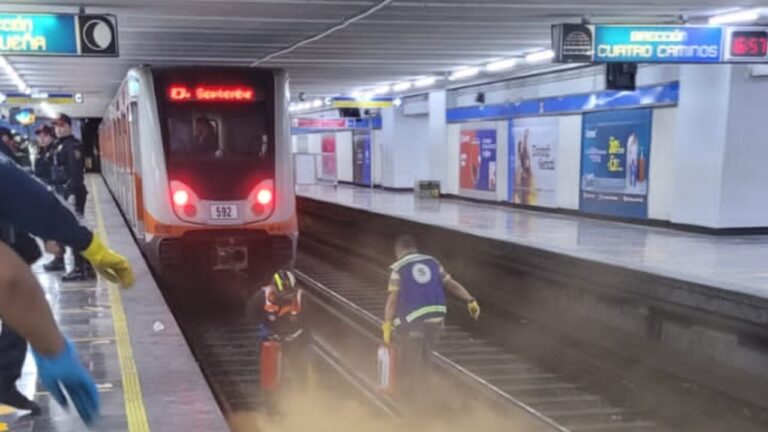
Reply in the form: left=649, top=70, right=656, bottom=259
left=0, top=14, right=118, bottom=56
left=553, top=24, right=768, bottom=64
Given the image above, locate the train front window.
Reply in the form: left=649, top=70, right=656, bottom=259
left=165, top=109, right=270, bottom=161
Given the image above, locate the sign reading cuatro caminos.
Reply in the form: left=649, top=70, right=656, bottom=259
left=0, top=13, right=118, bottom=56
left=553, top=23, right=768, bottom=63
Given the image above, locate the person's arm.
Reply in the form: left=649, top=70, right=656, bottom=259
left=382, top=271, right=400, bottom=344
left=444, top=276, right=474, bottom=303
left=0, top=241, right=64, bottom=356
left=0, top=158, right=92, bottom=250
left=441, top=266, right=480, bottom=321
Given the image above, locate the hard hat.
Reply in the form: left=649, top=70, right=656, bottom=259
left=272, top=269, right=297, bottom=293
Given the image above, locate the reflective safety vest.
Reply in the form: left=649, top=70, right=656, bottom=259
left=392, top=254, right=447, bottom=327
left=264, top=287, right=304, bottom=340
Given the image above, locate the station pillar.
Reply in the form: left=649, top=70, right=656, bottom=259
left=672, top=64, right=768, bottom=228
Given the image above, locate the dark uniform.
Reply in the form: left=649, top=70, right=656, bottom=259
left=52, top=134, right=88, bottom=216
left=0, top=150, right=94, bottom=414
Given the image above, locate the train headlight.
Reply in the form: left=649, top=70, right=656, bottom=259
left=170, top=180, right=200, bottom=221
left=173, top=190, right=189, bottom=206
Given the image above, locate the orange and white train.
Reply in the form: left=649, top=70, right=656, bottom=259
left=99, top=66, right=296, bottom=283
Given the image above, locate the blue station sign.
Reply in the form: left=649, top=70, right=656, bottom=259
left=0, top=14, right=118, bottom=56
left=594, top=26, right=722, bottom=63
left=553, top=24, right=768, bottom=64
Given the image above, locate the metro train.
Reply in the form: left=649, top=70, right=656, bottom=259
left=99, top=66, right=297, bottom=285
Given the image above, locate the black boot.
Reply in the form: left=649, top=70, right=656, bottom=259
left=62, top=256, right=95, bottom=283
left=0, top=388, right=41, bottom=415
left=43, top=255, right=65, bottom=272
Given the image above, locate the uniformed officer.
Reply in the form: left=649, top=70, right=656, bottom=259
left=51, top=114, right=95, bottom=282
left=0, top=127, right=18, bottom=163
left=0, top=150, right=134, bottom=424
left=34, top=125, right=67, bottom=272
left=33, top=124, right=56, bottom=184
left=382, top=236, right=480, bottom=397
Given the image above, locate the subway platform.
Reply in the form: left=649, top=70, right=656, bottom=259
left=0, top=176, right=227, bottom=431
left=297, top=183, right=768, bottom=325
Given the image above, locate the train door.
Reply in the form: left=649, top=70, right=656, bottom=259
left=128, top=100, right=144, bottom=238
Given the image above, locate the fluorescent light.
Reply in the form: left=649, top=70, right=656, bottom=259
left=312, top=99, right=322, bottom=108
left=372, top=85, right=391, bottom=95
left=525, top=49, right=555, bottom=63
left=448, top=67, right=480, bottom=81
left=413, top=76, right=437, bottom=88
left=288, top=104, right=298, bottom=112
left=0, top=55, right=28, bottom=94
left=709, top=8, right=761, bottom=25
left=392, top=81, right=412, bottom=92
left=39, top=102, right=57, bottom=119
left=361, top=91, right=375, bottom=100
left=486, top=58, right=518, bottom=72
left=351, top=91, right=363, bottom=100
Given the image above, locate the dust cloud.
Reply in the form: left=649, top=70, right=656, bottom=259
left=229, top=387, right=518, bottom=432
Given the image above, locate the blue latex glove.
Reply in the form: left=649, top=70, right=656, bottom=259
left=33, top=338, right=100, bottom=425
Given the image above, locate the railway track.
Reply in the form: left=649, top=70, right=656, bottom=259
left=295, top=247, right=674, bottom=432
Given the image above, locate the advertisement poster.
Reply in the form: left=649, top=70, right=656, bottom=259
left=459, top=123, right=497, bottom=191
left=509, top=117, right=559, bottom=207
left=580, top=109, right=652, bottom=218
left=353, top=130, right=371, bottom=186
left=320, top=133, right=336, bottom=180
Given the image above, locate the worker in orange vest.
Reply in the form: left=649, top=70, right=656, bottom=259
left=248, top=270, right=309, bottom=391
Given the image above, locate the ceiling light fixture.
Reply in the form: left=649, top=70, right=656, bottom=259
left=486, top=58, right=518, bottom=72
left=709, top=8, right=762, bottom=25
left=448, top=67, right=480, bottom=81
left=0, top=55, right=29, bottom=93
left=525, top=49, right=555, bottom=63
left=372, top=85, right=391, bottom=95
left=312, top=99, right=323, bottom=108
left=413, top=76, right=438, bottom=88
left=392, top=81, right=412, bottom=92
left=39, top=102, right=58, bottom=119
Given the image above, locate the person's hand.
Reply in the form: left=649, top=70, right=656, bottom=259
left=382, top=321, right=393, bottom=345
left=81, top=234, right=135, bottom=287
left=33, top=339, right=100, bottom=425
left=467, top=299, right=480, bottom=321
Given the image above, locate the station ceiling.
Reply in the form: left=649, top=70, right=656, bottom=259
left=0, top=0, right=761, bottom=117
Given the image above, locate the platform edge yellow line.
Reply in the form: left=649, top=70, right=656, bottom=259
left=90, top=177, right=151, bottom=432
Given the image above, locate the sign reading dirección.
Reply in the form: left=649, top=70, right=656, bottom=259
left=553, top=23, right=768, bottom=64
left=0, top=14, right=118, bottom=56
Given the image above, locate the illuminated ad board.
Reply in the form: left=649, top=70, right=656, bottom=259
left=553, top=24, right=768, bottom=63
left=0, top=14, right=118, bottom=56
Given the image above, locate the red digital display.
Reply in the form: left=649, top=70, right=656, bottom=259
left=168, top=85, right=256, bottom=102
left=730, top=31, right=768, bottom=58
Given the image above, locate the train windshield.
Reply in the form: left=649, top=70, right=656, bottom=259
left=154, top=68, right=276, bottom=200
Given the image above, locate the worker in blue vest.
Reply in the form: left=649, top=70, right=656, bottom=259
left=382, top=235, right=480, bottom=396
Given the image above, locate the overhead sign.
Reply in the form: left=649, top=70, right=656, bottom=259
left=3, top=92, right=80, bottom=104
left=331, top=97, right=394, bottom=109
left=553, top=24, right=768, bottom=63
left=291, top=118, right=353, bottom=129
left=0, top=14, right=118, bottom=56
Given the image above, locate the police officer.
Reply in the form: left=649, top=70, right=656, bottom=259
left=33, top=125, right=56, bottom=184
left=33, top=125, right=67, bottom=272
left=382, top=236, right=480, bottom=397
left=51, top=114, right=94, bottom=282
left=0, top=149, right=134, bottom=424
left=0, top=127, right=18, bottom=163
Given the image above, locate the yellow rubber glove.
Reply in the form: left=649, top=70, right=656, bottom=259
left=382, top=321, right=393, bottom=345
left=467, top=299, right=480, bottom=321
left=81, top=234, right=135, bottom=288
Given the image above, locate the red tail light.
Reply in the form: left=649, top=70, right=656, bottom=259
left=248, top=181, right=275, bottom=217
left=170, top=180, right=200, bottom=220
left=173, top=190, right=189, bottom=206
left=256, top=188, right=273, bottom=205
